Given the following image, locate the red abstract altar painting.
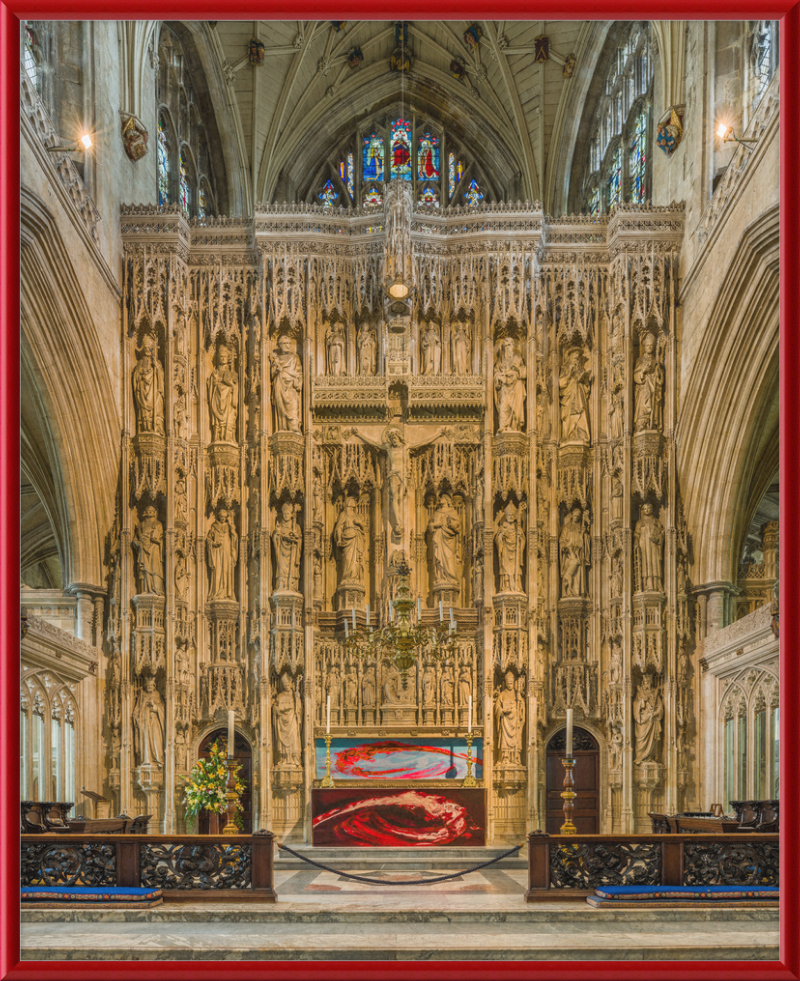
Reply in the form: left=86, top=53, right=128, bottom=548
left=311, top=788, right=486, bottom=846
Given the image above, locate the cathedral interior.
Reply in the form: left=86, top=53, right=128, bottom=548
left=18, top=18, right=780, bottom=846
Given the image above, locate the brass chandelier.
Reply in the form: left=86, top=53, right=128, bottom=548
left=342, top=561, right=458, bottom=677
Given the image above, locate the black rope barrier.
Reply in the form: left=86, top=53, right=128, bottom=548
left=276, top=841, right=523, bottom=885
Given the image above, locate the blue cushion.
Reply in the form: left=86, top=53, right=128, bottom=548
left=22, top=886, right=161, bottom=902
left=594, top=885, right=779, bottom=900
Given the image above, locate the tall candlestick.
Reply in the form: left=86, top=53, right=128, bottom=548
left=227, top=710, right=235, bottom=757
left=468, top=695, right=472, bottom=734
left=566, top=708, right=573, bottom=758
left=326, top=695, right=331, bottom=733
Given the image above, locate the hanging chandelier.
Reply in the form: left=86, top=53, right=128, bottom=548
left=342, top=561, right=458, bottom=677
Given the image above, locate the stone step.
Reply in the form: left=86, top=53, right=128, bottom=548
left=273, top=843, right=528, bottom=870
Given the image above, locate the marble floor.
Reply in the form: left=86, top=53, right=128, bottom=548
left=20, top=869, right=781, bottom=961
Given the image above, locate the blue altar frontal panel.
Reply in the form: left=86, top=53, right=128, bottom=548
left=315, top=737, right=483, bottom=781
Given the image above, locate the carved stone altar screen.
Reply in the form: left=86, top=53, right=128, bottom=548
left=110, top=187, right=688, bottom=837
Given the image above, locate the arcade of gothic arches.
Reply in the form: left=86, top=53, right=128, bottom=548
left=20, top=19, right=779, bottom=840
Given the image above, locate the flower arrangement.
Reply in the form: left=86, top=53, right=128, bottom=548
left=183, top=740, right=246, bottom=830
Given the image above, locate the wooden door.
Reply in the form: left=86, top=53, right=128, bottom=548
left=198, top=729, right=253, bottom=833
left=545, top=727, right=599, bottom=834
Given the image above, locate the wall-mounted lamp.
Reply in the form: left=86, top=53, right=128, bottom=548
left=716, top=123, right=757, bottom=151
left=47, top=134, right=93, bottom=153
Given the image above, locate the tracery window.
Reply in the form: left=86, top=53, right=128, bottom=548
left=23, top=24, right=38, bottom=88
left=390, top=118, right=413, bottom=181
left=156, top=25, right=217, bottom=216
left=21, top=672, right=78, bottom=802
left=720, top=673, right=778, bottom=803
left=582, top=23, right=653, bottom=214
left=749, top=21, right=779, bottom=114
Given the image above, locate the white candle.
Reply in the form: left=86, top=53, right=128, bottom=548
left=344, top=619, right=349, bottom=638
left=417, top=597, right=422, bottom=618
left=566, top=708, right=573, bottom=758
left=326, top=695, right=331, bottom=733
left=450, top=606, right=453, bottom=623
left=366, top=603, right=370, bottom=626
left=352, top=608, right=356, bottom=630
left=292, top=608, right=296, bottom=628
left=390, top=604, right=394, bottom=622
left=468, top=695, right=472, bottom=734
left=439, top=599, right=443, bottom=621
left=227, top=710, right=235, bottom=757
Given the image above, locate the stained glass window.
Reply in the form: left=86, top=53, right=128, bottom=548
left=157, top=115, right=170, bottom=206
left=630, top=110, right=647, bottom=204
left=363, top=186, right=383, bottom=208
left=362, top=133, right=384, bottom=183
left=198, top=183, right=209, bottom=218
left=465, top=178, right=484, bottom=207
left=390, top=118, right=412, bottom=181
left=179, top=148, right=191, bottom=214
left=606, top=144, right=621, bottom=210
left=448, top=153, right=464, bottom=197
left=751, top=21, right=774, bottom=107
left=23, top=26, right=37, bottom=87
left=419, top=187, right=439, bottom=207
left=346, top=152, right=354, bottom=198
left=588, top=185, right=600, bottom=215
left=417, top=133, right=439, bottom=180
left=319, top=179, right=339, bottom=207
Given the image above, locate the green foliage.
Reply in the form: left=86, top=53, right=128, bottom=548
left=182, top=740, right=246, bottom=821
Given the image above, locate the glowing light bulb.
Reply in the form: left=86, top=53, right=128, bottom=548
left=80, top=134, right=93, bottom=150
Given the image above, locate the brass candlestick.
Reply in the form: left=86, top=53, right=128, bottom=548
left=320, top=732, right=335, bottom=788
left=462, top=730, right=477, bottom=787
left=560, top=757, right=577, bottom=835
left=222, top=757, right=240, bottom=835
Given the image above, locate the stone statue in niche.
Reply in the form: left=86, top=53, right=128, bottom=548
left=174, top=388, right=188, bottom=439
left=421, top=321, right=442, bottom=375
left=133, top=675, right=165, bottom=766
left=559, top=507, right=590, bottom=598
left=458, top=664, right=471, bottom=705
left=536, top=388, right=551, bottom=440
left=422, top=663, right=436, bottom=705
left=494, top=670, right=525, bottom=765
left=333, top=496, right=366, bottom=583
left=474, top=470, right=485, bottom=523
left=440, top=662, right=455, bottom=707
left=357, top=322, right=378, bottom=375
left=451, top=322, right=471, bottom=374
left=273, top=671, right=302, bottom=766
left=428, top=493, right=461, bottom=587
left=132, top=505, right=165, bottom=595
left=208, top=343, right=238, bottom=443
left=494, top=501, right=526, bottom=593
left=610, top=552, right=623, bottom=598
left=325, top=664, right=341, bottom=715
left=633, top=333, right=664, bottom=432
left=361, top=666, right=377, bottom=708
left=270, top=335, right=303, bottom=433
left=206, top=507, right=239, bottom=601
left=610, top=641, right=622, bottom=684
left=559, top=346, right=591, bottom=443
left=633, top=674, right=664, bottom=764
left=132, top=334, right=165, bottom=435
left=174, top=552, right=189, bottom=600
left=326, top=321, right=346, bottom=376
left=272, top=502, right=302, bottom=592
left=343, top=667, right=358, bottom=707
left=175, top=472, right=188, bottom=518
left=634, top=504, right=664, bottom=592
left=611, top=476, right=623, bottom=522
left=494, top=338, right=527, bottom=433
left=383, top=663, right=404, bottom=704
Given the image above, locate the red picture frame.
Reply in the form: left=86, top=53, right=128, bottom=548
left=2, top=2, right=798, bottom=979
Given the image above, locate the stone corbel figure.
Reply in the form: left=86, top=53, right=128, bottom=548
left=326, top=321, right=346, bottom=376
left=633, top=332, right=665, bottom=432
left=270, top=335, right=303, bottom=433
left=559, top=346, right=591, bottom=443
left=559, top=507, right=590, bottom=598
left=132, top=505, right=165, bottom=595
left=357, top=322, right=378, bottom=375
left=207, top=343, right=238, bottom=442
left=494, top=338, right=527, bottom=433
left=494, top=670, right=525, bottom=765
left=206, top=507, right=239, bottom=601
left=634, top=503, right=664, bottom=592
left=273, top=671, right=302, bottom=766
left=132, top=333, right=165, bottom=435
left=421, top=321, right=442, bottom=375
left=132, top=675, right=165, bottom=766
left=272, top=502, right=302, bottom=592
